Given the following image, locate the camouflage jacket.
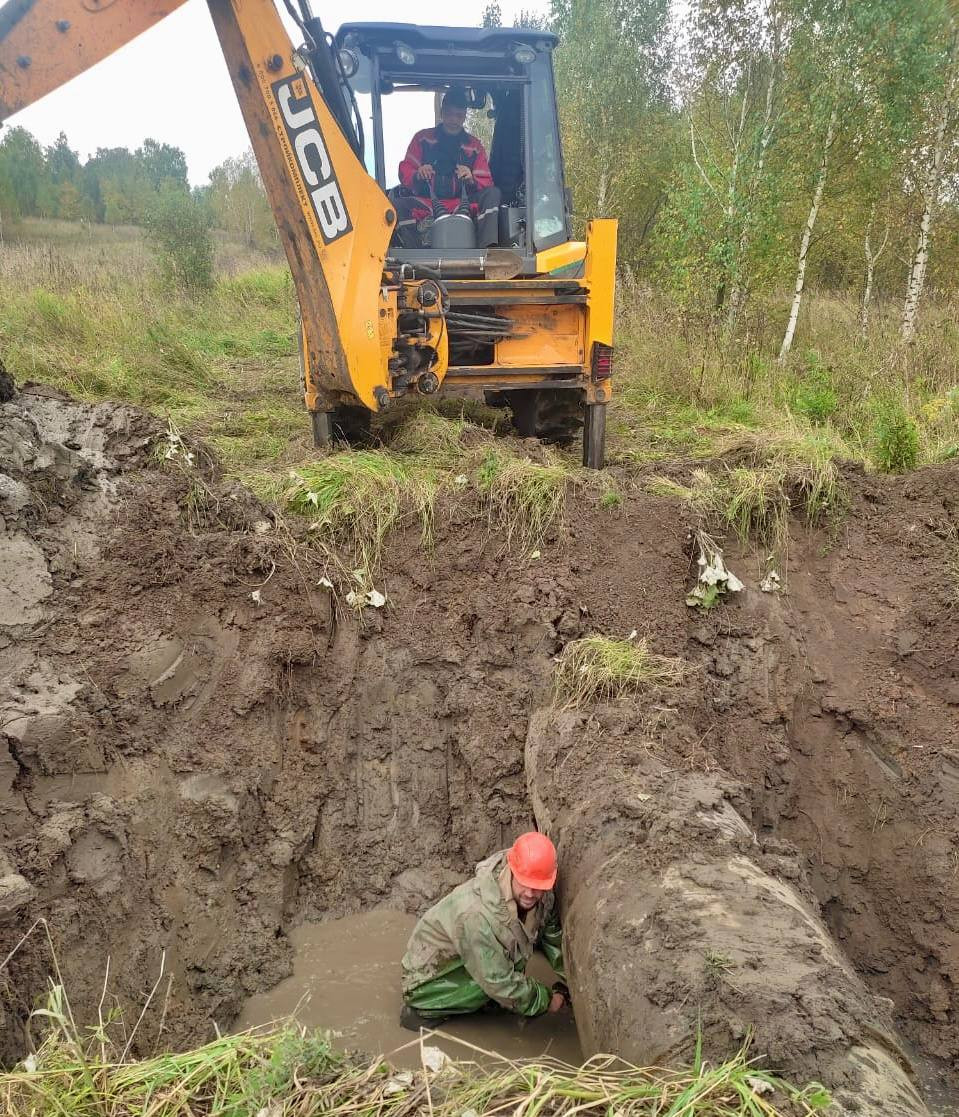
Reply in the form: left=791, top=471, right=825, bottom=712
left=401, top=851, right=564, bottom=1015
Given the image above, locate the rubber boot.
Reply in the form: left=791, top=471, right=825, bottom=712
left=399, top=1004, right=450, bottom=1032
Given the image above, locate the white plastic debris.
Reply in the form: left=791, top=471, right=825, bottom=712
left=22, top=1054, right=37, bottom=1074
left=160, top=422, right=195, bottom=466
left=346, top=587, right=387, bottom=609
left=253, top=519, right=272, bottom=535
left=317, top=576, right=334, bottom=590
left=686, top=534, right=744, bottom=610
left=250, top=589, right=263, bottom=606
left=627, top=628, right=638, bottom=641
left=760, top=569, right=781, bottom=593
left=421, top=1045, right=450, bottom=1072
left=453, top=473, right=468, bottom=485
left=530, top=549, right=542, bottom=560
left=383, top=1071, right=415, bottom=1096
left=746, top=1076, right=775, bottom=1097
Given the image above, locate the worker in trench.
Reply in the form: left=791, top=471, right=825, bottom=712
left=400, top=832, right=570, bottom=1030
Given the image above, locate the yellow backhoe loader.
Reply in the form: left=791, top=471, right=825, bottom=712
left=0, top=1, right=617, bottom=466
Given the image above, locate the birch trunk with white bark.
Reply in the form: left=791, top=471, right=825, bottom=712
left=901, top=35, right=958, bottom=344
left=859, top=206, right=889, bottom=338
left=778, top=106, right=837, bottom=363
left=725, top=64, right=780, bottom=337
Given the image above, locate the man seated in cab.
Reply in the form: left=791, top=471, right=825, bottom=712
left=400, top=831, right=570, bottom=1029
left=393, top=87, right=502, bottom=249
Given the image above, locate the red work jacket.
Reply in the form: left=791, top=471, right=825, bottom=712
left=399, top=127, right=494, bottom=203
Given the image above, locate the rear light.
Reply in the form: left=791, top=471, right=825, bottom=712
left=591, top=342, right=613, bottom=381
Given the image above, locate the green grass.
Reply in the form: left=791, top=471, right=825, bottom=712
left=0, top=231, right=306, bottom=498
left=553, top=635, right=686, bottom=708
left=475, top=448, right=574, bottom=554
left=613, top=276, right=959, bottom=471
left=284, top=436, right=583, bottom=583
left=287, top=451, right=439, bottom=576
left=646, top=418, right=852, bottom=551
left=0, top=998, right=831, bottom=1117
left=387, top=408, right=486, bottom=463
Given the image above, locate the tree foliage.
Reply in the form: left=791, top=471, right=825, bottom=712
left=207, top=150, right=276, bottom=249
left=0, top=130, right=191, bottom=226
left=551, top=0, right=958, bottom=341
left=143, top=186, right=215, bottom=293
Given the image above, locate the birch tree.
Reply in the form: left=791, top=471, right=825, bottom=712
left=778, top=102, right=836, bottom=362
left=551, top=0, right=677, bottom=264
left=860, top=203, right=891, bottom=336
left=778, top=0, right=945, bottom=361
left=901, top=16, right=959, bottom=344
left=678, top=0, right=789, bottom=331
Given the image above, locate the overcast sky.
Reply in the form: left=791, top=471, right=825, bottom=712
left=7, top=1, right=547, bottom=185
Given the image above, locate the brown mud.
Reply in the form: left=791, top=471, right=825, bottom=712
left=0, top=383, right=957, bottom=1109
left=237, top=909, right=580, bottom=1067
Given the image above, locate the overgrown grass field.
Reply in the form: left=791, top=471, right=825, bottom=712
left=0, top=220, right=304, bottom=493
left=5, top=221, right=958, bottom=495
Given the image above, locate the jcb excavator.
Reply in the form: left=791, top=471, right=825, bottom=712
left=0, top=1, right=617, bottom=466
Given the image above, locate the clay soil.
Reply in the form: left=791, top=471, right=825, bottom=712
left=1, top=381, right=957, bottom=1106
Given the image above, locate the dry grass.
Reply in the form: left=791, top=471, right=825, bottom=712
left=475, top=448, right=574, bottom=554
left=286, top=451, right=439, bottom=575
left=612, top=275, right=959, bottom=470
left=646, top=417, right=851, bottom=553
left=553, top=635, right=687, bottom=708
left=0, top=1001, right=832, bottom=1117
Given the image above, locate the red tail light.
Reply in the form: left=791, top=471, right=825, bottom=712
left=591, top=342, right=613, bottom=381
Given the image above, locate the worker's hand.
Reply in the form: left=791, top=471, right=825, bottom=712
left=454, top=164, right=474, bottom=182
left=547, top=991, right=566, bottom=1013
left=416, top=164, right=435, bottom=182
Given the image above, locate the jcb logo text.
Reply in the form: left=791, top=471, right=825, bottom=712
left=272, top=76, right=352, bottom=245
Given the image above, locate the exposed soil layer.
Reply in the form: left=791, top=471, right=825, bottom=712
left=1, top=385, right=957, bottom=1108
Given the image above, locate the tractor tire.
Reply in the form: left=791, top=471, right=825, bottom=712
left=330, top=404, right=373, bottom=446
left=503, top=388, right=584, bottom=446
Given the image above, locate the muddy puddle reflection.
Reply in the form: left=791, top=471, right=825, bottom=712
left=237, top=909, right=582, bottom=1069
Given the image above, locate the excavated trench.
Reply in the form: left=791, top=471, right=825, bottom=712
left=1, top=382, right=957, bottom=1112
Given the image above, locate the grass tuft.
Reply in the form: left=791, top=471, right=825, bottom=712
left=554, top=635, right=686, bottom=708
left=476, top=448, right=572, bottom=553
left=286, top=451, right=438, bottom=575
left=387, top=409, right=487, bottom=464
left=648, top=419, right=851, bottom=551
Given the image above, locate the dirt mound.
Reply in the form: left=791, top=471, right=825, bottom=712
left=1, top=386, right=957, bottom=1108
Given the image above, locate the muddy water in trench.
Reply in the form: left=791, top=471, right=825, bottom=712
left=237, top=910, right=582, bottom=1069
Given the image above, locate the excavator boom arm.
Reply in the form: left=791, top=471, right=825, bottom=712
left=0, top=0, right=189, bottom=119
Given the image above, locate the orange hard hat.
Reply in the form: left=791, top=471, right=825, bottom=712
left=507, top=832, right=557, bottom=891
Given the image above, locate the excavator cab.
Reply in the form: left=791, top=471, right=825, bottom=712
left=334, top=24, right=569, bottom=265
left=331, top=22, right=616, bottom=465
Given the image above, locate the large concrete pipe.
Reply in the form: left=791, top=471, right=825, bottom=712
left=526, top=708, right=928, bottom=1116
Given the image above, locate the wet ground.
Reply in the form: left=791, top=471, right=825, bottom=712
left=237, top=909, right=582, bottom=1069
